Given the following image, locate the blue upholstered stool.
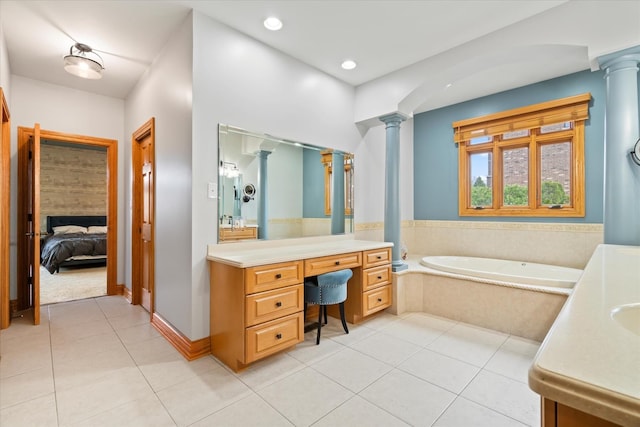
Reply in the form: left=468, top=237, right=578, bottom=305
left=304, top=269, right=353, bottom=345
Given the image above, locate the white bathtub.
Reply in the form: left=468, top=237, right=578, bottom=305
left=392, top=256, right=584, bottom=340
left=420, top=256, right=582, bottom=289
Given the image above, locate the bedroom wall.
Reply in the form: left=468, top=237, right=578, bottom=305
left=39, top=142, right=107, bottom=232
left=9, top=75, right=125, bottom=299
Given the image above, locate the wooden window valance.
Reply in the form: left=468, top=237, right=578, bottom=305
left=452, top=93, right=591, bottom=143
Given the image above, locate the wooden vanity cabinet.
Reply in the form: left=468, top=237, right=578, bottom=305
left=541, top=398, right=621, bottom=427
left=209, top=260, right=304, bottom=372
left=341, top=247, right=392, bottom=324
left=209, top=245, right=393, bottom=371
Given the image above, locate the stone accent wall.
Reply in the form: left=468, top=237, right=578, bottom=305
left=40, top=142, right=107, bottom=232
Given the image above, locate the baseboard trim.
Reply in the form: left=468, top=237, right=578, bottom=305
left=118, top=285, right=132, bottom=303
left=151, top=312, right=210, bottom=361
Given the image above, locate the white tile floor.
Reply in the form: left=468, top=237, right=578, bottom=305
left=0, top=296, right=542, bottom=426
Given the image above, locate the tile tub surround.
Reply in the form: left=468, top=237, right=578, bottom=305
left=529, top=244, right=640, bottom=426
left=356, top=220, right=603, bottom=270
left=390, top=257, right=569, bottom=342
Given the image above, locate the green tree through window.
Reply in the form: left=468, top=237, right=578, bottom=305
left=541, top=181, right=569, bottom=205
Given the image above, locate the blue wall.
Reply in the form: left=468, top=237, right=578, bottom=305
left=413, top=69, right=607, bottom=223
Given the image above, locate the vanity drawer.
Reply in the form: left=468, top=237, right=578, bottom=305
left=245, top=312, right=303, bottom=363
left=363, top=247, right=391, bottom=269
left=363, top=265, right=391, bottom=291
left=245, top=284, right=303, bottom=326
left=245, top=261, right=303, bottom=294
left=304, top=252, right=362, bottom=276
left=363, top=284, right=392, bottom=316
left=219, top=227, right=257, bottom=241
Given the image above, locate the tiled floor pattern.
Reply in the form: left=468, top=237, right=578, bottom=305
left=0, top=296, right=542, bottom=426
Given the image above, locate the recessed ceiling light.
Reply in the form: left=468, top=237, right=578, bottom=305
left=445, top=83, right=453, bottom=89
left=264, top=17, right=283, bottom=31
left=341, top=60, right=357, bottom=70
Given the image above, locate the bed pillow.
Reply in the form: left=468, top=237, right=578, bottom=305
left=52, top=225, right=88, bottom=235
left=87, top=225, right=108, bottom=234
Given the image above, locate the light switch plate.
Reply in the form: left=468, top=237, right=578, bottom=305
left=207, top=182, right=217, bottom=199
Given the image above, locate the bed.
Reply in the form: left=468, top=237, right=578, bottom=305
left=40, top=215, right=108, bottom=274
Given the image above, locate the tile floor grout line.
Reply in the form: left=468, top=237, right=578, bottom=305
left=44, top=304, right=63, bottom=427
left=100, top=296, right=185, bottom=427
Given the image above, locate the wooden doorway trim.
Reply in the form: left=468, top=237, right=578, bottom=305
left=0, top=88, right=10, bottom=329
left=131, top=118, right=155, bottom=312
left=17, top=128, right=118, bottom=311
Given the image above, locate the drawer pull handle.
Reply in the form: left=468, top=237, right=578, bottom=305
left=275, top=301, right=282, bottom=307
left=377, top=256, right=381, bottom=259
left=377, top=276, right=382, bottom=280
left=377, top=298, right=382, bottom=302
left=275, top=333, right=282, bottom=340
left=335, top=261, right=340, bottom=265
left=275, top=273, right=282, bottom=279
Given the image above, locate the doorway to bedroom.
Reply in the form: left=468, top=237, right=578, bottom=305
left=39, top=140, right=108, bottom=305
left=17, top=126, right=118, bottom=323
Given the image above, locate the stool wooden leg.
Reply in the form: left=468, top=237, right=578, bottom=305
left=316, top=305, right=323, bottom=345
left=339, top=302, right=349, bottom=334
left=323, top=305, right=328, bottom=325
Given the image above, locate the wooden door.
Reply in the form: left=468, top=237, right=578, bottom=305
left=132, top=118, right=155, bottom=313
left=30, top=125, right=41, bottom=324
left=0, top=88, right=10, bottom=329
left=18, top=124, right=42, bottom=325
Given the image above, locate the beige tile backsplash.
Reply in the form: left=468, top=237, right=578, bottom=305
left=356, top=220, right=603, bottom=269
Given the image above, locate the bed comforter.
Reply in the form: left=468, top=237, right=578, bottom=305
left=40, top=233, right=107, bottom=274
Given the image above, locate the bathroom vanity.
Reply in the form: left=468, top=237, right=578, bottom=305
left=207, top=236, right=393, bottom=372
left=529, top=244, right=640, bottom=427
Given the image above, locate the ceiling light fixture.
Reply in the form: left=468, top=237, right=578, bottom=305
left=63, top=43, right=104, bottom=80
left=263, top=17, right=283, bottom=31
left=341, top=60, right=357, bottom=70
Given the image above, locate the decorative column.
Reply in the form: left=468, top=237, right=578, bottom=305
left=256, top=150, right=272, bottom=240
left=331, top=152, right=345, bottom=234
left=380, top=113, right=408, bottom=271
left=598, top=47, right=640, bottom=246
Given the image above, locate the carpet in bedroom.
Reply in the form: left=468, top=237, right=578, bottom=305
left=40, top=265, right=107, bottom=305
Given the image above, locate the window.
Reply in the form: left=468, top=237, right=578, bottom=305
left=321, top=151, right=353, bottom=216
left=453, top=93, right=590, bottom=217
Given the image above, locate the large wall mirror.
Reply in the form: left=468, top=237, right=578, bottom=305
left=218, top=124, right=354, bottom=242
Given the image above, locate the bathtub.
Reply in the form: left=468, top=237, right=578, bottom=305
left=391, top=256, right=584, bottom=341
left=419, top=256, right=582, bottom=289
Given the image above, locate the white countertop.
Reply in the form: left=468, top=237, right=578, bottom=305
left=529, top=244, right=640, bottom=426
left=207, top=235, right=393, bottom=268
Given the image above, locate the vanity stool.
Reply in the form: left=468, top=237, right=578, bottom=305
left=304, top=269, right=353, bottom=345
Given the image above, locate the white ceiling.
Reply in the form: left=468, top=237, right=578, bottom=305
left=1, top=1, right=638, bottom=112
